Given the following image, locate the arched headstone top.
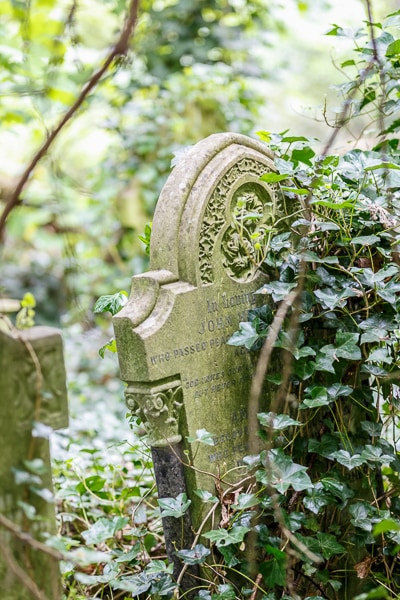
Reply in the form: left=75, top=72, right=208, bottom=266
left=150, top=132, right=279, bottom=287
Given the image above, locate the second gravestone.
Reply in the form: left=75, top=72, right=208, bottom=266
left=113, top=132, right=293, bottom=575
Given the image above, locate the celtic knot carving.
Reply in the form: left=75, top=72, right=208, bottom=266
left=198, top=158, right=277, bottom=284
left=125, top=383, right=183, bottom=447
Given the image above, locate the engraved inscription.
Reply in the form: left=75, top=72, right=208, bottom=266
left=149, top=292, right=256, bottom=366
left=208, top=408, right=248, bottom=466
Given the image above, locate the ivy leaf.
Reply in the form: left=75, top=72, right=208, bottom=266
left=145, top=559, right=173, bottom=574
left=260, top=172, right=288, bottom=183
left=358, top=265, right=399, bottom=284
left=361, top=421, right=382, bottom=437
left=300, top=385, right=332, bottom=408
left=313, top=221, right=340, bottom=232
left=330, top=450, right=364, bottom=470
left=150, top=574, right=177, bottom=596
left=258, top=412, right=302, bottom=430
left=365, top=163, right=400, bottom=172
left=99, top=337, right=117, bottom=358
left=334, top=332, right=361, bottom=360
left=361, top=445, right=394, bottom=464
left=360, top=327, right=388, bottom=344
left=75, top=563, right=119, bottom=585
left=232, top=493, right=261, bottom=510
left=186, top=429, right=215, bottom=446
left=302, top=250, right=339, bottom=264
left=281, top=186, right=310, bottom=195
left=258, top=281, right=297, bottom=302
left=111, top=573, right=152, bottom=595
left=292, top=146, right=315, bottom=166
left=373, top=519, right=400, bottom=536
left=309, top=434, right=339, bottom=458
left=375, top=279, right=400, bottom=304
left=304, top=488, right=330, bottom=515
left=260, top=547, right=286, bottom=587
left=213, top=585, right=236, bottom=599
left=349, top=502, right=375, bottom=532
left=258, top=448, right=312, bottom=493
left=158, top=493, right=191, bottom=518
left=114, top=547, right=141, bottom=563
left=314, top=286, right=359, bottom=310
left=76, top=475, right=106, bottom=495
left=94, top=291, right=128, bottom=316
left=321, top=478, right=354, bottom=502
left=359, top=315, right=396, bottom=331
left=351, top=234, right=381, bottom=245
left=227, top=321, right=260, bottom=349
left=293, top=359, right=316, bottom=380
left=327, top=383, right=353, bottom=399
left=69, top=548, right=113, bottom=567
left=361, top=364, right=388, bottom=376
left=281, top=510, right=305, bottom=533
left=316, top=533, right=345, bottom=559
left=367, top=347, right=392, bottom=364
left=310, top=198, right=355, bottom=209
left=203, top=526, right=250, bottom=547
left=175, top=544, right=210, bottom=565
left=301, top=385, right=330, bottom=408
left=194, top=489, right=218, bottom=503
left=275, top=331, right=316, bottom=359
left=314, top=350, right=336, bottom=374
left=386, top=39, right=400, bottom=56
left=82, top=517, right=129, bottom=545
left=23, top=458, right=47, bottom=475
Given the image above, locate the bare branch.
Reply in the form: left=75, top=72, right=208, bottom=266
left=0, top=513, right=64, bottom=560
left=0, top=0, right=140, bottom=235
left=0, top=543, right=50, bottom=600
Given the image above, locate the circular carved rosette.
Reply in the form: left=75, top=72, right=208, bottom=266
left=125, top=382, right=183, bottom=447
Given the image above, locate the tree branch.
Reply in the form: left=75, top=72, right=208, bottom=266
left=0, top=512, right=64, bottom=561
left=0, top=0, right=140, bottom=235
left=0, top=543, right=50, bottom=600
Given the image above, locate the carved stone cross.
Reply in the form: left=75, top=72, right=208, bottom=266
left=113, top=132, right=288, bottom=581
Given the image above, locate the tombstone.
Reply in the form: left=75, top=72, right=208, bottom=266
left=113, top=132, right=291, bottom=584
left=0, top=325, right=68, bottom=600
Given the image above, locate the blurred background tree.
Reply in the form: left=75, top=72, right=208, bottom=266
left=2, top=0, right=393, bottom=326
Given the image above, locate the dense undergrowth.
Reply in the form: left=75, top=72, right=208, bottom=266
left=2, top=4, right=400, bottom=600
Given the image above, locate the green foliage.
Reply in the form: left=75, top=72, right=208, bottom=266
left=198, top=12, right=400, bottom=598
left=5, top=3, right=400, bottom=600
left=158, top=493, right=191, bottom=519
left=138, top=222, right=152, bottom=255
left=15, top=292, right=36, bottom=329
left=93, top=291, right=128, bottom=317
left=1, top=0, right=277, bottom=322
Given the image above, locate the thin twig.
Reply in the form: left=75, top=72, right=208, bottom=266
left=0, top=543, right=50, bottom=600
left=0, top=0, right=140, bottom=234
left=0, top=513, right=64, bottom=561
left=248, top=288, right=300, bottom=456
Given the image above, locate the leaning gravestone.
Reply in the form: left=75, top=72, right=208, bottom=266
left=0, top=325, right=68, bottom=600
left=113, top=132, right=291, bottom=580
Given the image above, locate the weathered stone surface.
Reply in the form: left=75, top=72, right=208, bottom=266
left=0, top=326, right=68, bottom=600
left=113, top=133, right=293, bottom=551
